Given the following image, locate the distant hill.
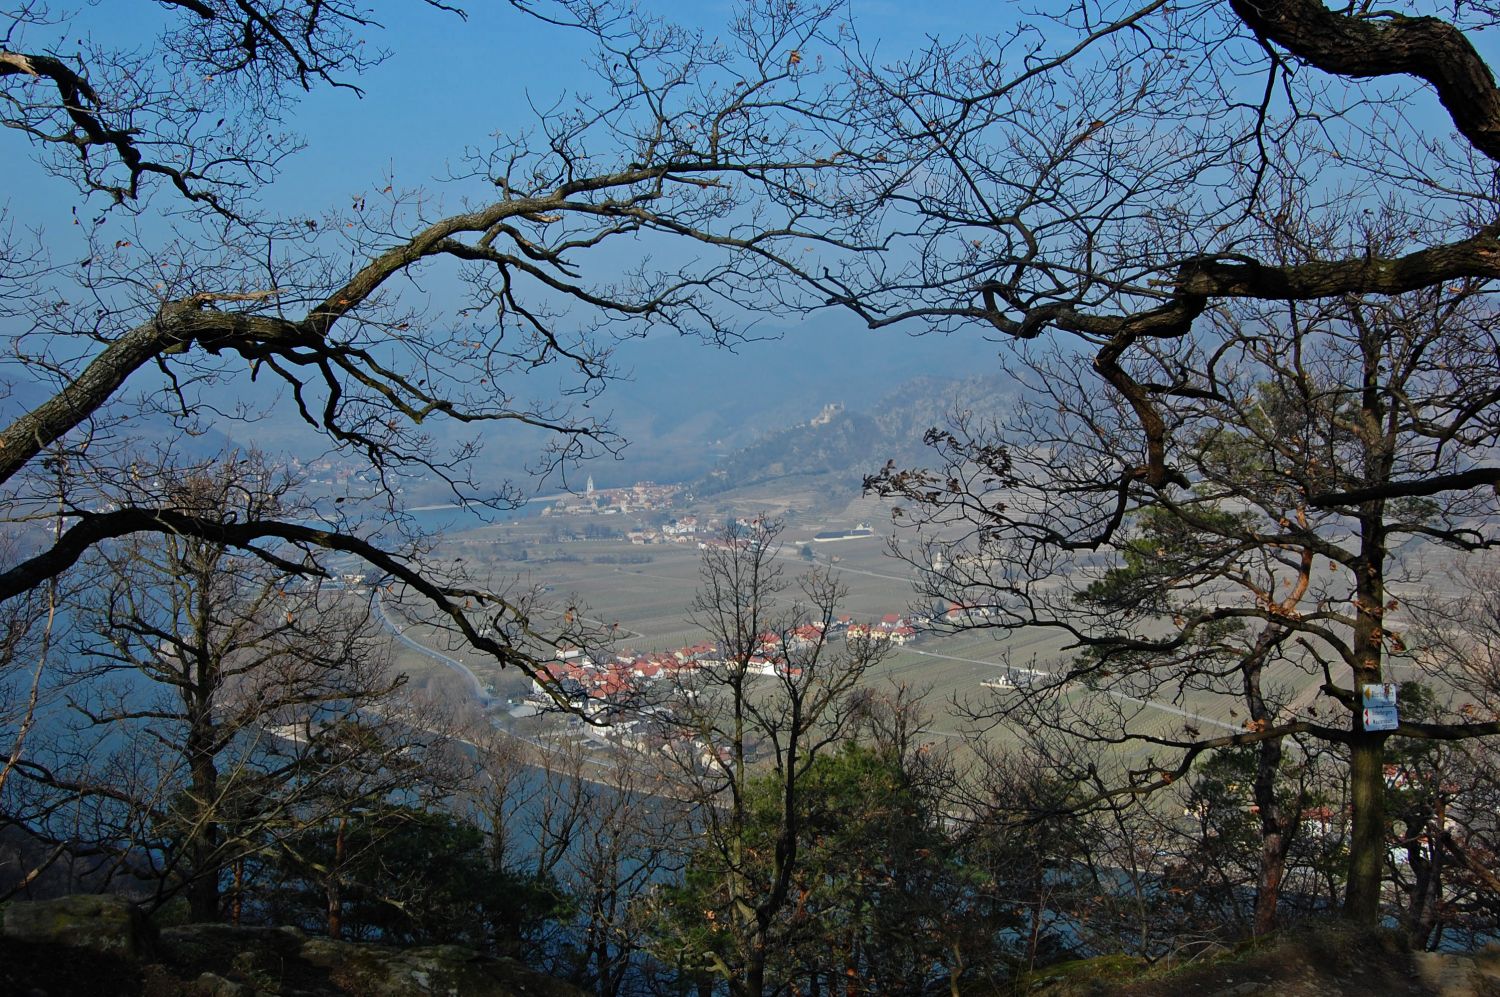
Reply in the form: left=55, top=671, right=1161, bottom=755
left=691, top=372, right=1017, bottom=504
left=541, top=318, right=1006, bottom=490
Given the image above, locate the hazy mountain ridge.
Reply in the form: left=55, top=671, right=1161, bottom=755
left=692, top=372, right=1017, bottom=499
left=0, top=326, right=1005, bottom=499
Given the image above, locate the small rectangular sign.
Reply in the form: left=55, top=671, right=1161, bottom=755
left=1362, top=683, right=1399, bottom=732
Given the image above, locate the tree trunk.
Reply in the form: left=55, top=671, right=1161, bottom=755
left=1253, top=828, right=1292, bottom=935
left=1245, top=627, right=1296, bottom=935
left=1345, top=733, right=1386, bottom=922
left=327, top=817, right=346, bottom=940
left=1404, top=802, right=1447, bottom=950
left=1404, top=836, right=1441, bottom=949
left=186, top=858, right=220, bottom=922
left=1344, top=506, right=1389, bottom=924
left=185, top=737, right=220, bottom=922
left=743, top=952, right=766, bottom=997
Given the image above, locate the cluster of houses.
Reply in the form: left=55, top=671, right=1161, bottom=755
left=847, top=614, right=918, bottom=645
left=292, top=454, right=368, bottom=489
left=529, top=609, right=943, bottom=719
left=543, top=479, right=685, bottom=517
left=530, top=641, right=720, bottom=712
left=527, top=641, right=735, bottom=771
left=516, top=600, right=1010, bottom=772
left=629, top=516, right=714, bottom=545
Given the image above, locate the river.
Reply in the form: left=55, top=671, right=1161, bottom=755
left=400, top=495, right=562, bottom=535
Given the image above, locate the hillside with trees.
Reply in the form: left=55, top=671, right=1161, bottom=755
left=693, top=373, right=1015, bottom=502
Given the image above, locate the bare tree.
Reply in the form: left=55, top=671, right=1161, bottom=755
left=0, top=566, right=64, bottom=896
left=0, top=0, right=863, bottom=711
left=642, top=518, right=885, bottom=996
left=869, top=268, right=1500, bottom=930
left=2, top=455, right=471, bottom=918
left=827, top=0, right=1500, bottom=926
left=550, top=750, right=684, bottom=996
left=0, top=5, right=870, bottom=919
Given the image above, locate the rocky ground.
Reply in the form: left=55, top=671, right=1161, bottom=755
left=1020, top=924, right=1500, bottom=997
left=0, top=894, right=584, bottom=997
left=6, top=894, right=1500, bottom=996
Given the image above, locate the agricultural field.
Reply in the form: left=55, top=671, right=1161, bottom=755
left=371, top=499, right=1455, bottom=773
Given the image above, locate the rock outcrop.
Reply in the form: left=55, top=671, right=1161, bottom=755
left=2, top=893, right=156, bottom=960
left=0, top=894, right=585, bottom=997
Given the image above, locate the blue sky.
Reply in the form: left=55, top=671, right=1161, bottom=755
left=1, top=1, right=1003, bottom=483
left=29, top=0, right=1000, bottom=223
left=265, top=0, right=1001, bottom=419
left=20, top=0, right=1479, bottom=484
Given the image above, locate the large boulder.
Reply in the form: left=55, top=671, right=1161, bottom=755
left=297, top=937, right=585, bottom=997
left=0, top=893, right=156, bottom=960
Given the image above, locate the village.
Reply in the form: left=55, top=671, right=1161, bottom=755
left=541, top=478, right=685, bottom=520
left=515, top=603, right=997, bottom=770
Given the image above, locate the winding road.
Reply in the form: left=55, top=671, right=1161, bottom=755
left=372, top=590, right=494, bottom=706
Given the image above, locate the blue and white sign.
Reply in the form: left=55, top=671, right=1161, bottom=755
left=1361, top=683, right=1399, bottom=733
